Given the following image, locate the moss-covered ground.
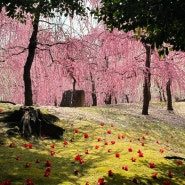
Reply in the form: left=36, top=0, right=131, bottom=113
left=0, top=103, right=184, bottom=185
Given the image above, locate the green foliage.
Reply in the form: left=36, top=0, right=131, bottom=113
left=93, top=0, right=185, bottom=51
left=0, top=0, right=86, bottom=22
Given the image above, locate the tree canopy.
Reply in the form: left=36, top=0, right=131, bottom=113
left=0, top=0, right=87, bottom=106
left=93, top=0, right=185, bottom=52
left=0, top=0, right=86, bottom=21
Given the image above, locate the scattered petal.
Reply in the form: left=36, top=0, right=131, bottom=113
left=74, top=129, right=79, bottom=133
left=98, top=178, right=105, bottom=185
left=108, top=170, right=114, bottom=177
left=152, top=173, right=157, bottom=179
left=107, top=130, right=112, bottom=134
left=149, top=162, right=155, bottom=168
left=128, top=147, right=133, bottom=152
left=122, top=166, right=128, bottom=171
left=25, top=162, right=31, bottom=168
left=115, top=153, right=120, bottom=158
left=84, top=133, right=89, bottom=138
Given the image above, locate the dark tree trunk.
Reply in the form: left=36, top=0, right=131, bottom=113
left=104, top=94, right=112, bottom=104
left=72, top=76, right=76, bottom=92
left=23, top=19, right=39, bottom=106
left=142, top=44, right=151, bottom=115
left=90, top=72, right=97, bottom=106
left=166, top=79, right=173, bottom=111
left=115, top=97, right=117, bottom=104
left=125, top=94, right=129, bottom=103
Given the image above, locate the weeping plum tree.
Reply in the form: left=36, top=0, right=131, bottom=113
left=92, top=0, right=185, bottom=114
left=0, top=0, right=86, bottom=106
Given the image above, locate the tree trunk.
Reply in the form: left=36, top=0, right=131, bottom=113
left=142, top=44, right=151, bottom=115
left=90, top=72, right=97, bottom=106
left=104, top=94, right=112, bottom=104
left=166, top=79, right=173, bottom=111
left=125, top=94, right=129, bottom=103
left=23, top=16, right=40, bottom=106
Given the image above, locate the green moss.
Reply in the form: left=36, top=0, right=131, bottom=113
left=0, top=104, right=184, bottom=185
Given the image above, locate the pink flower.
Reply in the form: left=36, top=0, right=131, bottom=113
left=25, top=162, right=30, bottom=167
left=50, top=150, right=55, bottom=156
left=97, top=138, right=101, bottom=142
left=26, top=178, right=34, bottom=185
left=149, top=162, right=155, bottom=168
left=104, top=141, right=108, bottom=145
left=108, top=149, right=111, bottom=153
left=74, top=129, right=79, bottom=133
left=138, top=152, right=144, bottom=157
left=16, top=156, right=21, bottom=161
left=44, top=171, right=50, bottom=177
left=141, top=142, right=145, bottom=146
left=84, top=133, right=89, bottom=138
left=160, top=148, right=164, bottom=153
left=128, top=147, right=133, bottom=152
left=177, top=160, right=183, bottom=165
left=9, top=142, right=14, bottom=148
left=95, top=145, right=99, bottom=149
left=63, top=141, right=68, bottom=146
left=85, top=150, right=89, bottom=154
left=118, top=135, right=121, bottom=139
left=29, top=144, right=33, bottom=149
left=108, top=170, right=114, bottom=176
left=152, top=173, right=157, bottom=179
left=80, top=159, right=85, bottom=164
left=131, top=157, right=136, bottom=162
left=115, top=153, right=120, bottom=158
left=122, top=166, right=128, bottom=171
left=122, top=135, right=125, bottom=139
left=137, top=149, right=141, bottom=153
left=46, top=167, right=51, bottom=172
left=100, top=122, right=105, bottom=126
left=24, top=143, right=29, bottom=148
left=163, top=180, right=171, bottom=185
left=75, top=154, right=81, bottom=161
left=107, top=130, right=112, bottom=134
left=46, top=160, right=51, bottom=167
left=0, top=109, right=3, bottom=113
left=98, top=178, right=105, bottom=185
left=111, top=141, right=115, bottom=144
left=168, top=171, right=173, bottom=178
left=50, top=144, right=55, bottom=148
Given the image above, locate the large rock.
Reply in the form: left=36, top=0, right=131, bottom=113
left=60, top=90, right=85, bottom=107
